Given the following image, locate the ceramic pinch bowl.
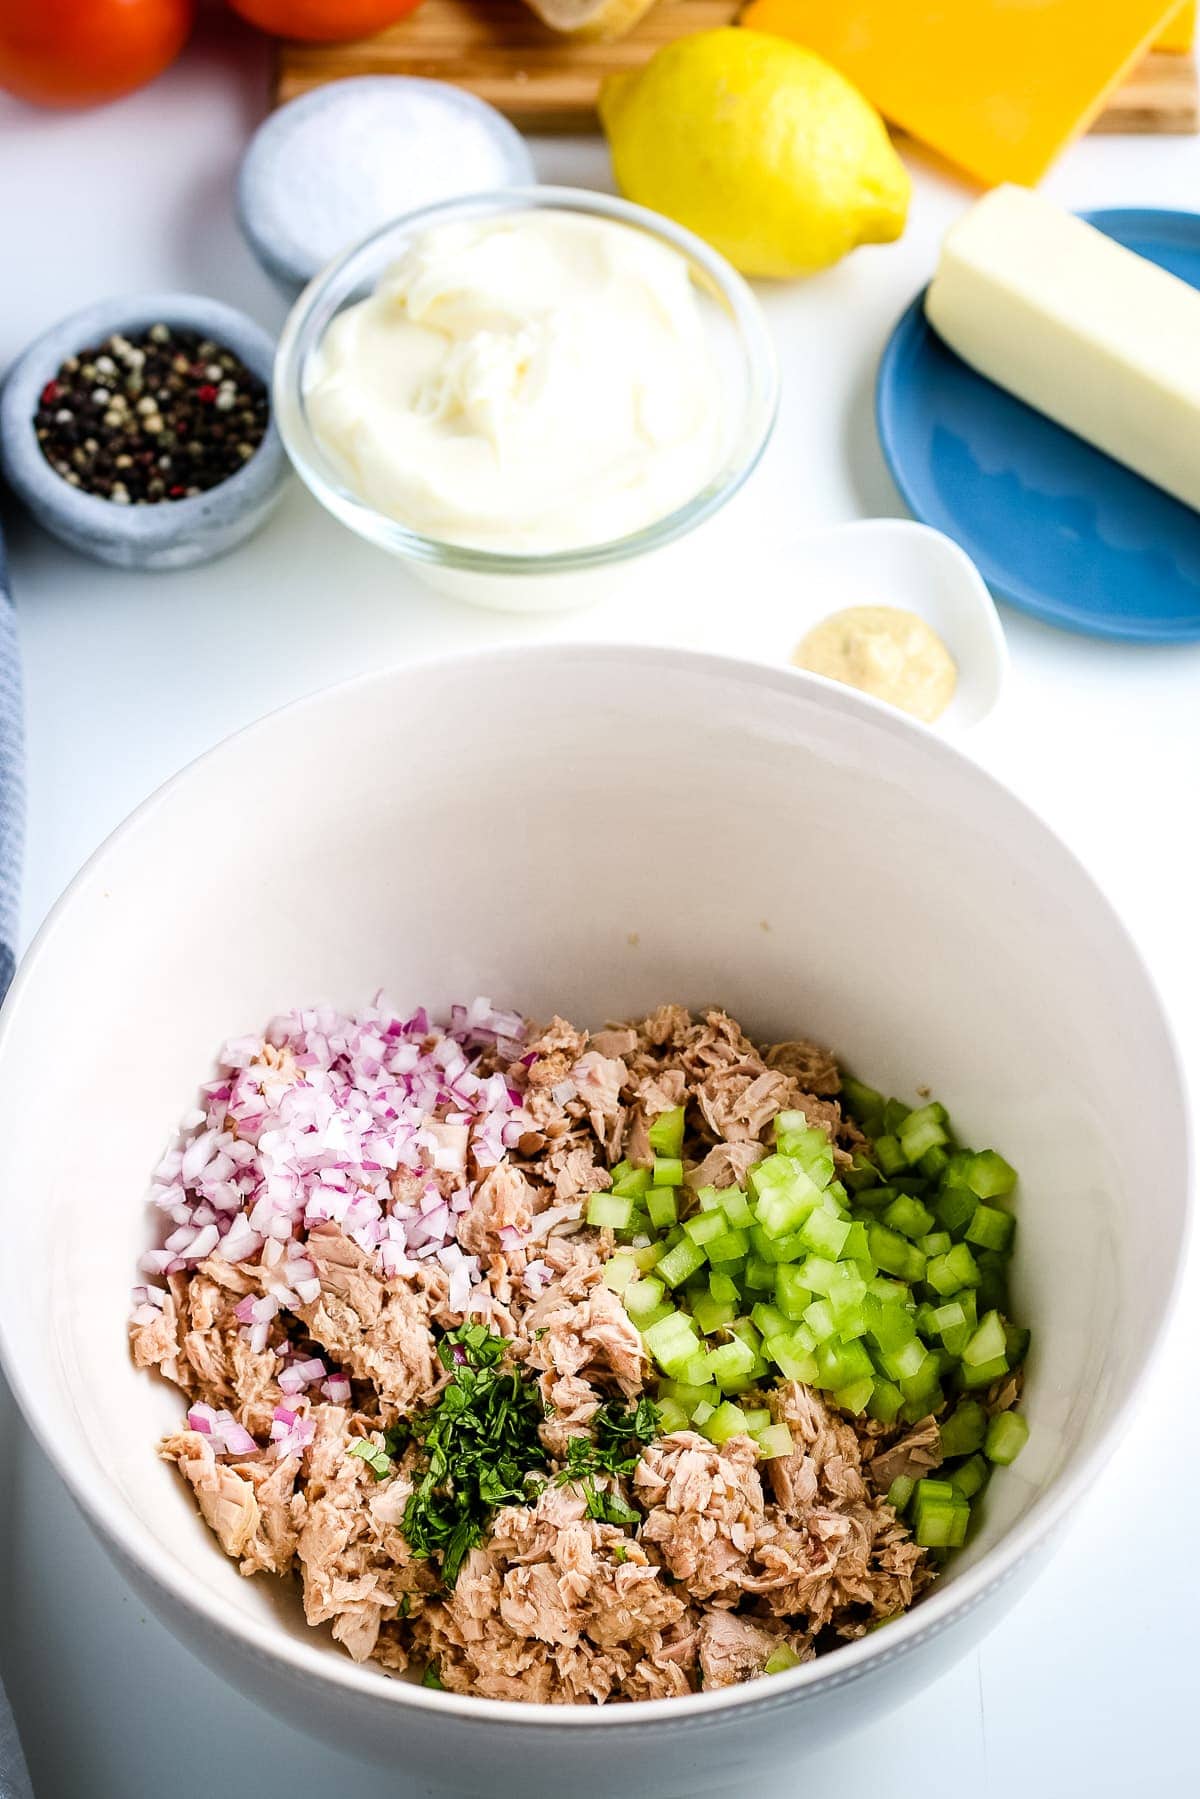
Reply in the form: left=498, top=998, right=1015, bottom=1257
left=703, top=518, right=1009, bottom=733
left=0, top=293, right=288, bottom=572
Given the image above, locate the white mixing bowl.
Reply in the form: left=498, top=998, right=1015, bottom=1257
left=0, top=647, right=1188, bottom=1797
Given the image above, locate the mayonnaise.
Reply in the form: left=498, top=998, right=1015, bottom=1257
left=305, top=210, right=726, bottom=554
left=793, top=606, right=958, bottom=723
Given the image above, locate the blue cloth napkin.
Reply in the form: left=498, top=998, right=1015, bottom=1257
left=0, top=519, right=30, bottom=1799
left=0, top=521, right=23, bottom=1005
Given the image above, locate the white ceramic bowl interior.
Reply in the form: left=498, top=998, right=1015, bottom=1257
left=0, top=649, right=1187, bottom=1797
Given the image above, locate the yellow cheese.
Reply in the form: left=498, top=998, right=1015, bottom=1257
left=1156, top=3, right=1196, bottom=52
left=740, top=0, right=1184, bottom=186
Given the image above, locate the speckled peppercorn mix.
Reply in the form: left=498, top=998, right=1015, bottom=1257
left=33, top=324, right=269, bottom=505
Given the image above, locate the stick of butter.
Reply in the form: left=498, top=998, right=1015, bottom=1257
left=925, top=184, right=1200, bottom=515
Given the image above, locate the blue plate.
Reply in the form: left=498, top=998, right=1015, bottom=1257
left=876, top=208, right=1200, bottom=642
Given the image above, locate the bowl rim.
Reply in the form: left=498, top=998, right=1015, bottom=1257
left=0, top=291, right=287, bottom=545
left=272, top=185, right=781, bottom=575
left=0, top=641, right=1191, bottom=1729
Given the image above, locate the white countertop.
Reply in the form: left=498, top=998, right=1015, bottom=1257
left=1, top=12, right=1198, bottom=1797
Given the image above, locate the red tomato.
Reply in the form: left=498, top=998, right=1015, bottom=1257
left=0, top=0, right=194, bottom=107
left=228, top=1, right=425, bottom=42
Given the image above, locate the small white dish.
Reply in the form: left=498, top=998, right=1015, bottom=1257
left=559, top=516, right=1008, bottom=732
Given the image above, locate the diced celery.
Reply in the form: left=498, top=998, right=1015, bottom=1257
left=912, top=1481, right=970, bottom=1549
left=930, top=1299, right=966, bottom=1336
left=645, top=1187, right=679, bottom=1230
left=887, top=1474, right=915, bottom=1511
left=697, top=1186, right=728, bottom=1213
left=749, top=1223, right=809, bottom=1265
left=926, top=1242, right=980, bottom=1295
left=798, top=1252, right=845, bottom=1295
left=680, top=1350, right=716, bottom=1387
left=765, top=1333, right=819, bottom=1384
left=601, top=1255, right=638, bottom=1293
left=798, top=1208, right=852, bottom=1258
left=754, top=1167, right=822, bottom=1240
left=939, top=1400, right=987, bottom=1458
left=865, top=1292, right=917, bottom=1352
left=623, top=1277, right=667, bottom=1323
left=744, top=1255, right=777, bottom=1291
left=967, top=1150, right=1017, bottom=1199
left=657, top=1240, right=708, bottom=1287
left=702, top=1400, right=750, bottom=1445
left=708, top=1338, right=757, bottom=1390
left=647, top=1106, right=686, bottom=1159
left=918, top=1144, right=951, bottom=1181
left=775, top=1265, right=814, bottom=1321
left=882, top=1194, right=935, bottom=1240
left=841, top=1220, right=872, bottom=1263
left=840, top=1076, right=886, bottom=1136
left=918, top=1231, right=952, bottom=1259
left=631, top=1241, right=665, bottom=1271
left=741, top=1407, right=772, bottom=1434
left=587, top=1192, right=635, bottom=1230
left=751, top=1301, right=790, bottom=1340
left=728, top=1316, right=763, bottom=1353
left=754, top=1424, right=795, bottom=1461
left=720, top=1189, right=754, bottom=1229
left=834, top=1376, right=874, bottom=1414
left=962, top=1309, right=1007, bottom=1368
left=659, top=1379, right=718, bottom=1412
left=949, top=1453, right=990, bottom=1499
left=898, top=1350, right=942, bottom=1402
left=1004, top=1323, right=1030, bottom=1367
left=655, top=1397, right=690, bottom=1434
left=691, top=1294, right=737, bottom=1335
left=652, top=1156, right=684, bottom=1187
left=960, top=1354, right=1009, bottom=1389
left=931, top=1182, right=977, bottom=1236
left=898, top=1103, right=949, bottom=1164
left=706, top=1227, right=750, bottom=1266
left=611, top=1165, right=652, bottom=1199
left=684, top=1211, right=727, bottom=1246
left=873, top=1134, right=909, bottom=1177
left=883, top=1098, right=911, bottom=1135
left=966, top=1204, right=1015, bottom=1253
left=663, top=1225, right=685, bottom=1247
left=880, top=1336, right=928, bottom=1382
left=774, top=1115, right=836, bottom=1186
left=984, top=1411, right=1029, bottom=1465
left=868, top=1378, right=904, bottom=1424
left=803, top=1298, right=836, bottom=1342
left=868, top=1223, right=927, bottom=1283
left=644, top=1311, right=700, bottom=1372
left=708, top=1270, right=740, bottom=1303
left=691, top=1400, right=716, bottom=1426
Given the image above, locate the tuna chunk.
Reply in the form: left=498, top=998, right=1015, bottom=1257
left=414, top=1482, right=695, bottom=1705
left=299, top=1224, right=435, bottom=1409
left=866, top=1416, right=942, bottom=1495
left=696, top=1065, right=793, bottom=1143
left=697, top=1610, right=809, bottom=1689
left=130, top=1288, right=188, bottom=1389
left=162, top=1430, right=261, bottom=1559
left=635, top=1432, right=765, bottom=1602
left=690, top=1140, right=765, bottom=1191
left=571, top=1051, right=627, bottom=1138
left=764, top=1038, right=842, bottom=1097
left=525, top=1284, right=646, bottom=1398
left=457, top=1162, right=535, bottom=1257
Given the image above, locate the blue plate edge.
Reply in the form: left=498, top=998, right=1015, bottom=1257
left=874, top=207, right=1200, bottom=645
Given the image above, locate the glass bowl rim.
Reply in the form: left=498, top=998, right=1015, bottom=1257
left=272, top=185, right=781, bottom=576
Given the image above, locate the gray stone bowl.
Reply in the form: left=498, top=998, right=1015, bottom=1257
left=0, top=293, right=288, bottom=571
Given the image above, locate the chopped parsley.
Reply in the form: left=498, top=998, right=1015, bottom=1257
left=556, top=1396, right=661, bottom=1528
left=392, top=1322, right=550, bottom=1586
left=421, top=1662, right=444, bottom=1689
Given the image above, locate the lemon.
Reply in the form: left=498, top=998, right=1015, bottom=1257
left=599, top=28, right=910, bottom=279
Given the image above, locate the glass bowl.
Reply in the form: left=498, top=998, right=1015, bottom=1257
left=273, top=186, right=780, bottom=613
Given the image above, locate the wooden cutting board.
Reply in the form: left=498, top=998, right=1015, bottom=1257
left=274, top=0, right=1199, bottom=135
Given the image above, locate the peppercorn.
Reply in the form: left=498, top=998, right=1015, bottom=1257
left=33, top=325, right=268, bottom=505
